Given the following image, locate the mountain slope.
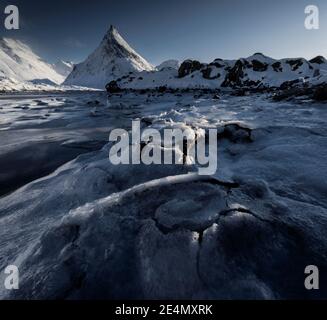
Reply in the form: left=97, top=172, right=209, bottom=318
left=64, top=26, right=154, bottom=89
left=0, top=38, right=65, bottom=85
left=53, top=60, right=74, bottom=78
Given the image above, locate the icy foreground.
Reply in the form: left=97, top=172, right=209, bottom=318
left=0, top=92, right=327, bottom=299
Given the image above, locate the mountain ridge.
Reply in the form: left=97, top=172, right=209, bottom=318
left=113, top=52, right=327, bottom=90
left=1, top=27, right=327, bottom=92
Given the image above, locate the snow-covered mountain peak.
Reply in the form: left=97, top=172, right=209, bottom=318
left=246, top=53, right=276, bottom=64
left=100, top=25, right=141, bottom=59
left=64, top=25, right=154, bottom=89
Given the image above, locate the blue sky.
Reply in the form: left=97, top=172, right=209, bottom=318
left=1, top=0, right=326, bottom=65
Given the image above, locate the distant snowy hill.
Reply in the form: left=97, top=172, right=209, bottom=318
left=64, top=26, right=154, bottom=89
left=114, top=53, right=326, bottom=90
left=53, top=60, right=74, bottom=78
left=220, top=53, right=320, bottom=88
left=0, top=38, right=65, bottom=85
left=156, top=60, right=180, bottom=71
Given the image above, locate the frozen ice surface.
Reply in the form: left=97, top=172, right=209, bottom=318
left=0, top=91, right=327, bottom=299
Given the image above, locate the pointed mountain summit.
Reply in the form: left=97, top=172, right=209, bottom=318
left=64, top=25, right=154, bottom=89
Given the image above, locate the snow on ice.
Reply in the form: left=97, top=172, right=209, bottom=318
left=0, top=91, right=327, bottom=299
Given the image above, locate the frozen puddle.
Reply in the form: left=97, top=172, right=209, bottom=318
left=0, top=91, right=327, bottom=299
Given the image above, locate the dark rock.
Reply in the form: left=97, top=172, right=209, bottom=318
left=218, top=123, right=253, bottom=143
left=272, top=86, right=313, bottom=102
left=178, top=60, right=203, bottom=78
left=313, top=85, right=327, bottom=101
left=272, top=62, right=283, bottom=72
left=201, top=67, right=212, bottom=79
left=221, top=59, right=250, bottom=87
left=158, top=86, right=167, bottom=93
left=201, top=67, right=220, bottom=80
left=87, top=100, right=101, bottom=106
left=313, top=69, right=320, bottom=77
left=209, top=59, right=225, bottom=68
left=279, top=79, right=301, bottom=90
left=309, top=56, right=326, bottom=64
left=286, top=59, right=304, bottom=71
left=251, top=60, right=268, bottom=72
left=105, top=80, right=121, bottom=93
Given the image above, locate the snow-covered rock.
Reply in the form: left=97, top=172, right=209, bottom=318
left=64, top=26, right=154, bottom=89
left=156, top=59, right=180, bottom=71
left=113, top=59, right=233, bottom=91
left=114, top=52, right=326, bottom=90
left=221, top=53, right=318, bottom=88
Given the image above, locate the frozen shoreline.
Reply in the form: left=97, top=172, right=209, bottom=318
left=0, top=91, right=327, bottom=299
